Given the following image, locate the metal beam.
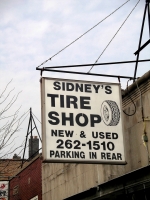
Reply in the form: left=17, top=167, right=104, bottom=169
left=38, top=68, right=135, bottom=80
left=36, top=59, right=150, bottom=70
left=133, top=3, right=148, bottom=81
left=146, top=0, right=150, bottom=37
left=134, top=39, right=150, bottom=55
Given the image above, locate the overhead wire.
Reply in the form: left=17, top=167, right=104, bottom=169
left=88, top=0, right=141, bottom=73
left=123, top=79, right=136, bottom=116
left=32, top=112, right=41, bottom=124
left=36, top=0, right=130, bottom=69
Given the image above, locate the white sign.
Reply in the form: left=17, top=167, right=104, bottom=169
left=0, top=181, right=8, bottom=200
left=41, top=78, right=126, bottom=164
left=30, top=195, right=38, bottom=200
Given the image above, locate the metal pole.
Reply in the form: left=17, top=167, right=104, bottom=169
left=30, top=108, right=33, bottom=159
left=147, top=0, right=150, bottom=37
left=31, top=115, right=42, bottom=142
left=133, top=3, right=147, bottom=82
left=21, top=113, right=31, bottom=168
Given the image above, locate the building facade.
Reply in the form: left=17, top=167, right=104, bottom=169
left=9, top=155, right=42, bottom=200
left=42, top=70, right=150, bottom=199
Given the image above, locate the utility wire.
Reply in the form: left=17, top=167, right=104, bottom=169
left=36, top=0, right=130, bottom=69
left=88, top=0, right=141, bottom=73
left=32, top=112, right=41, bottom=124
left=123, top=79, right=136, bottom=116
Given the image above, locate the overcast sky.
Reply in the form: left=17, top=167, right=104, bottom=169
left=0, top=0, right=150, bottom=158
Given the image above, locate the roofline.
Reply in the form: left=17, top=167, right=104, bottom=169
left=122, top=70, right=150, bottom=97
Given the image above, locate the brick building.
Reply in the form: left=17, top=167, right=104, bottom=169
left=0, top=158, right=25, bottom=181
left=9, top=155, right=42, bottom=200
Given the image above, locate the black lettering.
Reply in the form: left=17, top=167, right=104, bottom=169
left=62, top=82, right=65, bottom=91
left=51, top=129, right=57, bottom=136
left=66, top=95, right=78, bottom=108
left=105, top=86, right=112, bottom=94
left=47, top=94, right=58, bottom=107
left=50, top=150, right=55, bottom=157
left=66, top=151, right=71, bottom=158
left=60, top=151, right=66, bottom=158
left=85, top=84, right=92, bottom=93
left=107, top=142, right=115, bottom=151
left=74, top=140, right=81, bottom=149
left=60, top=95, right=64, bottom=107
left=65, top=130, right=74, bottom=137
left=101, top=152, right=106, bottom=159
left=107, top=153, right=111, bottom=159
left=74, top=151, right=79, bottom=158
left=53, top=81, right=61, bottom=90
left=76, top=113, right=88, bottom=127
left=62, top=113, right=74, bottom=126
left=67, top=83, right=74, bottom=91
left=51, top=150, right=86, bottom=159
left=51, top=130, right=73, bottom=137
left=93, top=85, right=100, bottom=93
left=112, top=133, right=118, bottom=139
left=90, top=115, right=101, bottom=127
left=56, top=139, right=64, bottom=148
left=112, top=153, right=117, bottom=160
left=99, top=132, right=104, bottom=139
left=55, top=151, right=60, bottom=158
left=48, top=112, right=59, bottom=125
left=106, top=132, right=111, bottom=139
left=75, top=83, right=83, bottom=92
left=59, top=130, right=64, bottom=137
left=80, top=96, right=91, bottom=109
left=80, top=151, right=85, bottom=159
left=117, top=153, right=122, bottom=160
left=92, top=131, right=98, bottom=138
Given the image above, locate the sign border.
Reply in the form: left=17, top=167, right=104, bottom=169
left=41, top=77, right=126, bottom=165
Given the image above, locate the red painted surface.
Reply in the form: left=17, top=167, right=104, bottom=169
left=9, top=157, right=42, bottom=200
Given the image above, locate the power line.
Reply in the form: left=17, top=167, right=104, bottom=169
left=32, top=112, right=41, bottom=124
left=88, top=0, right=141, bottom=73
left=36, top=0, right=130, bottom=69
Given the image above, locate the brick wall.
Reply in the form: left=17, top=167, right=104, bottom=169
left=9, top=156, right=42, bottom=200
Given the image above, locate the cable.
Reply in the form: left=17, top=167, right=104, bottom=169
left=88, top=0, right=141, bottom=73
left=32, top=112, right=41, bottom=124
left=123, top=79, right=137, bottom=116
left=135, top=79, right=145, bottom=120
left=135, top=80, right=150, bottom=165
left=36, top=0, right=130, bottom=69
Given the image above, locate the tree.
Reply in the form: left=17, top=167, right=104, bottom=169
left=0, top=80, right=26, bottom=158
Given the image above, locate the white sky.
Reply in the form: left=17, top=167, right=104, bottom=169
left=0, top=0, right=150, bottom=158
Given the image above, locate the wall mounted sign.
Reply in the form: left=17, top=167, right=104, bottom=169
left=0, top=181, right=8, bottom=200
left=30, top=195, right=38, bottom=200
left=41, top=77, right=126, bottom=164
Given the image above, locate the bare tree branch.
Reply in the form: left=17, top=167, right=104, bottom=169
left=0, top=80, right=27, bottom=159
left=0, top=79, right=12, bottom=99
left=0, top=91, right=22, bottom=117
